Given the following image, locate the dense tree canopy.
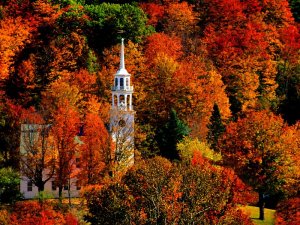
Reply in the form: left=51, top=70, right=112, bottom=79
left=0, top=0, right=299, bottom=223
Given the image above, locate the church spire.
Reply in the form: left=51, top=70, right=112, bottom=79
left=116, top=38, right=129, bottom=75
left=120, top=38, right=125, bottom=70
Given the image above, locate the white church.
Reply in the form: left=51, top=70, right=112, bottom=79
left=20, top=39, right=135, bottom=199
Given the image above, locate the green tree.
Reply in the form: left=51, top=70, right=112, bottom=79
left=156, top=109, right=190, bottom=160
left=84, top=3, right=154, bottom=52
left=277, top=67, right=300, bottom=124
left=207, top=103, right=225, bottom=151
left=288, top=0, right=300, bottom=22
left=0, top=168, right=23, bottom=203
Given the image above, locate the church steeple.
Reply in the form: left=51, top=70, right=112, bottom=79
left=116, top=38, right=129, bottom=76
left=111, top=39, right=133, bottom=111
left=120, top=38, right=125, bottom=70
left=110, top=38, right=135, bottom=168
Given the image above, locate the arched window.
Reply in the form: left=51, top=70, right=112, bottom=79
left=115, top=78, right=118, bottom=87
left=120, top=78, right=124, bottom=89
left=126, top=78, right=129, bottom=87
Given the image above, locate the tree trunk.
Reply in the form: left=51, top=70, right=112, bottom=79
left=259, top=192, right=265, bottom=220
left=37, top=183, right=45, bottom=192
left=68, top=177, right=71, bottom=205
left=58, top=186, right=63, bottom=204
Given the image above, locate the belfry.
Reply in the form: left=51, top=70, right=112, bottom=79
left=110, top=39, right=135, bottom=168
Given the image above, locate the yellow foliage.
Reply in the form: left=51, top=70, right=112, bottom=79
left=177, top=137, right=222, bottom=162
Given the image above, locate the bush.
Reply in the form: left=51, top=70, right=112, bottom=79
left=0, top=209, right=11, bottom=225
left=0, top=168, right=23, bottom=203
left=275, top=197, right=300, bottom=225
left=9, top=201, right=79, bottom=225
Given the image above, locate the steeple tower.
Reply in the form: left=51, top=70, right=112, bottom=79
left=110, top=39, right=134, bottom=169
left=112, top=38, right=133, bottom=111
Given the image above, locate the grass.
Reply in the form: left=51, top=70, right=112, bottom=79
left=241, top=205, right=276, bottom=225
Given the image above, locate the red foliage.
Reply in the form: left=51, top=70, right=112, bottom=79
left=64, top=213, right=79, bottom=225
left=279, top=25, right=300, bottom=64
left=203, top=0, right=245, bottom=26
left=275, top=197, right=300, bottom=225
left=9, top=201, right=66, bottom=225
left=191, top=150, right=206, bottom=167
left=139, top=3, right=165, bottom=26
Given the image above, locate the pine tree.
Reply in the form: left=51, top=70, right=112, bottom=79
left=156, top=109, right=190, bottom=160
left=207, top=103, right=225, bottom=151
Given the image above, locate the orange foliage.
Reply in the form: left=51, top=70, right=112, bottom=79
left=0, top=17, right=32, bottom=80
left=41, top=80, right=82, bottom=116
left=66, top=69, right=97, bottom=94
left=163, top=2, right=198, bottom=36
left=145, top=33, right=183, bottom=62
left=78, top=113, right=109, bottom=185
left=219, top=110, right=299, bottom=194
left=177, top=55, right=230, bottom=138
left=50, top=101, right=81, bottom=198
left=49, top=32, right=88, bottom=77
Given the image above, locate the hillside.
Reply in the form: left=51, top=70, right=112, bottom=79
left=0, top=0, right=299, bottom=224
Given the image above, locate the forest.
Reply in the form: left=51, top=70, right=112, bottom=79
left=0, top=0, right=299, bottom=224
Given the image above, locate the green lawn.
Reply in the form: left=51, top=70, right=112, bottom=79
left=241, top=206, right=276, bottom=225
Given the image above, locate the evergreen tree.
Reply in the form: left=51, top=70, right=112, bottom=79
left=289, top=0, right=300, bottom=22
left=156, top=109, right=190, bottom=160
left=207, top=103, right=225, bottom=151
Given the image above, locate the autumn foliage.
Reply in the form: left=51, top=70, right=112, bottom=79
left=0, top=0, right=299, bottom=223
left=84, top=156, right=254, bottom=225
left=9, top=201, right=78, bottom=225
left=275, top=197, right=300, bottom=225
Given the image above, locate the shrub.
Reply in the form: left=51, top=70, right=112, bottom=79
left=275, top=197, right=300, bottom=225
left=9, top=200, right=80, bottom=225
left=0, top=168, right=23, bottom=203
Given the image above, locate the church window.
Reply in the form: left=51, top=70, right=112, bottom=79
left=52, top=181, right=57, bottom=191
left=115, top=78, right=118, bottom=87
left=27, top=181, right=33, bottom=192
left=120, top=78, right=124, bottom=88
left=126, top=78, right=129, bottom=87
